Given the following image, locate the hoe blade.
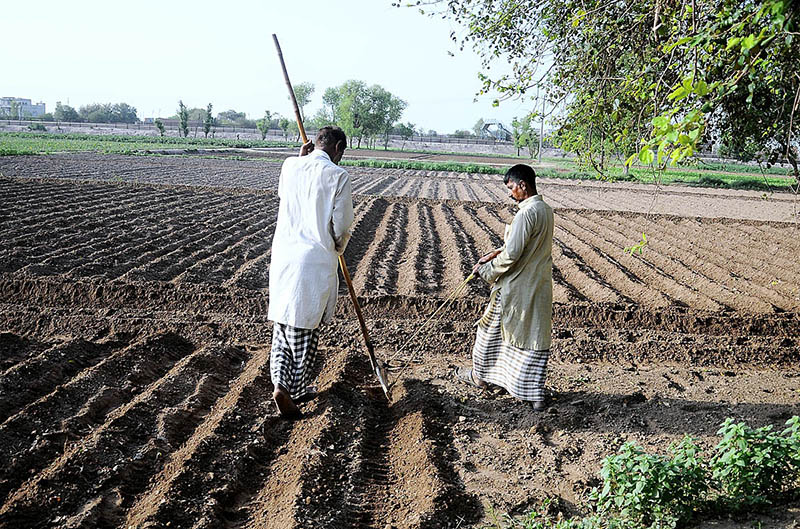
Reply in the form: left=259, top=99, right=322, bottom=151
left=373, top=358, right=392, bottom=401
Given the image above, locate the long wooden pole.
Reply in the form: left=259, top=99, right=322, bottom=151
left=272, top=34, right=308, bottom=144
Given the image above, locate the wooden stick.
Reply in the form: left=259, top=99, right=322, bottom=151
left=272, top=34, right=308, bottom=144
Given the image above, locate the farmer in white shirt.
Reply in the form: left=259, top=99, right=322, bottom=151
left=268, top=126, right=354, bottom=419
left=455, top=164, right=554, bottom=411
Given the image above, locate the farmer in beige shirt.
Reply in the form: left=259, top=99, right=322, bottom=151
left=455, top=164, right=554, bottom=411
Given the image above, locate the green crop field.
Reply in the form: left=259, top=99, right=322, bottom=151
left=1, top=131, right=796, bottom=192
left=0, top=131, right=295, bottom=155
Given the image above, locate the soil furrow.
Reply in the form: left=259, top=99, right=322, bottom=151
left=64, top=194, right=236, bottom=279
left=576, top=212, right=725, bottom=310
left=555, top=217, right=672, bottom=308
left=0, top=332, right=45, bottom=373
left=359, top=203, right=410, bottom=296
left=629, top=216, right=784, bottom=312
left=442, top=203, right=482, bottom=276
left=122, top=345, right=270, bottom=529
left=396, top=203, right=424, bottom=297
left=175, top=214, right=277, bottom=286
left=593, top=212, right=753, bottom=310
left=0, top=336, right=195, bottom=505
left=122, top=202, right=260, bottom=282
left=660, top=219, right=800, bottom=311
left=0, top=339, right=114, bottom=423
left=0, top=342, right=244, bottom=527
left=342, top=196, right=387, bottom=290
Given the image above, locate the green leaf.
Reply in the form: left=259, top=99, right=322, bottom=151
left=639, top=147, right=654, bottom=165
left=652, top=116, right=669, bottom=128
left=668, top=86, right=689, bottom=101
left=695, top=80, right=710, bottom=96
left=726, top=37, right=741, bottom=50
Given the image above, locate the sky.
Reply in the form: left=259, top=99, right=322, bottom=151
left=2, top=0, right=536, bottom=133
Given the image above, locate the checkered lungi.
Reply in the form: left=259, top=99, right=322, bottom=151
left=472, top=293, right=549, bottom=402
left=270, top=322, right=319, bottom=401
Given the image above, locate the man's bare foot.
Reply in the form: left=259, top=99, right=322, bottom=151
left=273, top=386, right=301, bottom=419
left=454, top=366, right=488, bottom=390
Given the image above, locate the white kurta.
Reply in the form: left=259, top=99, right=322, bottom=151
left=268, top=149, right=354, bottom=329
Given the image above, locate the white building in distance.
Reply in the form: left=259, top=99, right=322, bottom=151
left=1, top=97, right=46, bottom=118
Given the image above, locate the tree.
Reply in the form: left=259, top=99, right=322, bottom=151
left=511, top=113, right=539, bottom=158
left=366, top=85, right=407, bottom=149
left=111, top=103, right=138, bottom=123
left=155, top=119, right=166, bottom=137
left=453, top=129, right=473, bottom=138
left=417, top=0, right=799, bottom=183
left=214, top=110, right=255, bottom=129
left=393, top=122, right=416, bottom=139
left=293, top=82, right=315, bottom=122
left=278, top=117, right=291, bottom=140
left=326, top=80, right=369, bottom=147
left=178, top=100, right=189, bottom=138
left=307, top=108, right=333, bottom=131
left=322, top=81, right=407, bottom=148
left=322, top=87, right=340, bottom=122
left=393, top=122, right=416, bottom=150
left=7, top=101, right=21, bottom=119
left=54, top=102, right=80, bottom=122
left=257, top=110, right=272, bottom=140
left=77, top=103, right=138, bottom=123
left=217, top=109, right=244, bottom=123
left=204, top=103, right=214, bottom=138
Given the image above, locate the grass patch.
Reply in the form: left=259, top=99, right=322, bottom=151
left=3, top=132, right=796, bottom=192
left=627, top=167, right=795, bottom=192
left=340, top=158, right=508, bottom=175
left=0, top=131, right=295, bottom=155
left=348, top=144, right=532, bottom=160
left=697, top=160, right=795, bottom=176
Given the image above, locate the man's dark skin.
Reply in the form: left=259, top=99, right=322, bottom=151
left=272, top=133, right=348, bottom=418
left=297, top=135, right=347, bottom=162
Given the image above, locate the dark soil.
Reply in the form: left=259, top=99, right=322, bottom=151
left=0, top=153, right=798, bottom=528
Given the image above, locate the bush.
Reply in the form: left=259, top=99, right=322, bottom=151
left=496, top=417, right=800, bottom=529
left=710, top=417, right=800, bottom=509
left=27, top=123, right=47, bottom=132
left=593, top=437, right=708, bottom=528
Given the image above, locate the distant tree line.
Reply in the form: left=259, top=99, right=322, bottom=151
left=21, top=87, right=520, bottom=150
left=46, top=102, right=139, bottom=124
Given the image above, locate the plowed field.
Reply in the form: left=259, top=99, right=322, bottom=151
left=1, top=153, right=798, bottom=528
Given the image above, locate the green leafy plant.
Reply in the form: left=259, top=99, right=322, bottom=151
left=154, top=119, right=165, bottom=137
left=593, top=436, right=708, bottom=528
left=624, top=233, right=648, bottom=255
left=492, top=418, right=800, bottom=529
left=710, top=417, right=800, bottom=509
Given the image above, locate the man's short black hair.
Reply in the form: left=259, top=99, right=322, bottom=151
left=316, top=126, right=346, bottom=149
left=503, top=164, right=537, bottom=193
